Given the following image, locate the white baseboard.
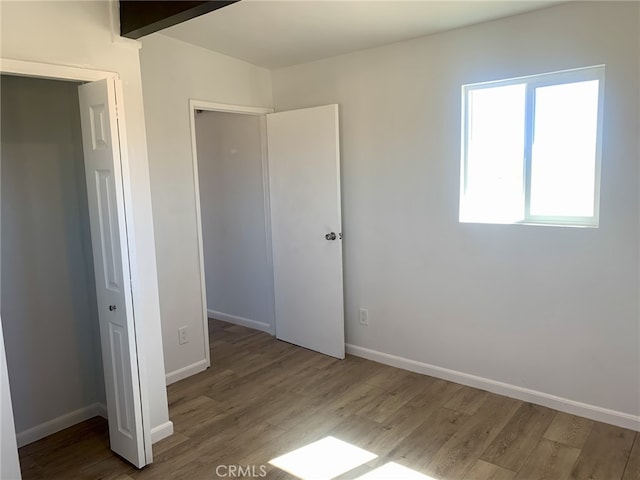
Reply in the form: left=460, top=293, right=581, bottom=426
left=346, top=344, right=640, bottom=432
left=165, top=358, right=209, bottom=385
left=16, top=402, right=174, bottom=447
left=208, top=309, right=273, bottom=335
left=16, top=402, right=106, bottom=447
left=151, top=420, right=174, bottom=444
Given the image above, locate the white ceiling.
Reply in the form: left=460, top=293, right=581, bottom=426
left=162, top=0, right=564, bottom=69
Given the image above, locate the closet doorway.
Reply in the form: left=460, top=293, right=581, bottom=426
left=0, top=63, right=151, bottom=471
left=191, top=103, right=276, bottom=346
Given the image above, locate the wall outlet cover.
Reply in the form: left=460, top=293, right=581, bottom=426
left=359, top=308, right=369, bottom=326
left=178, top=326, right=189, bottom=345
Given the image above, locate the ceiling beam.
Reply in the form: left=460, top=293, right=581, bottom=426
left=120, top=1, right=238, bottom=39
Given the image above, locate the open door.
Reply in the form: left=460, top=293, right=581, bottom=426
left=266, top=104, right=345, bottom=359
left=78, top=79, right=150, bottom=467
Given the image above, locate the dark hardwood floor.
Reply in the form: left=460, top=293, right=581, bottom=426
left=18, top=319, right=640, bottom=479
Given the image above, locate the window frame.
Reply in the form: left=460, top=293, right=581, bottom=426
left=460, top=65, right=605, bottom=227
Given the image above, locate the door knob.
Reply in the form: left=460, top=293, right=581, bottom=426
left=325, top=232, right=337, bottom=241
left=109, top=305, right=117, bottom=311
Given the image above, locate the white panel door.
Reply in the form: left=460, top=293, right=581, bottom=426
left=78, top=79, right=149, bottom=467
left=267, top=104, right=345, bottom=359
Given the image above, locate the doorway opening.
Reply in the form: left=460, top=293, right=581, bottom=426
left=189, top=102, right=275, bottom=370
left=1, top=74, right=106, bottom=447
left=0, top=63, right=151, bottom=474
left=189, top=101, right=345, bottom=362
left=0, top=73, right=115, bottom=475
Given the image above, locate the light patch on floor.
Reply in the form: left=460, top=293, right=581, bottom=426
left=354, top=462, right=437, bottom=480
left=269, top=436, right=377, bottom=479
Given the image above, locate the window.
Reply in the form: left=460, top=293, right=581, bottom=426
left=460, top=66, right=604, bottom=227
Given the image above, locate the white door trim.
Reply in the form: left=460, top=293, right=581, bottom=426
left=0, top=58, right=152, bottom=465
left=188, top=100, right=276, bottom=356
left=190, top=100, right=273, bottom=116
left=0, top=58, right=116, bottom=82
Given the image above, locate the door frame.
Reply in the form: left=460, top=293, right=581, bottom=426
left=188, top=100, right=276, bottom=357
left=0, top=58, right=152, bottom=464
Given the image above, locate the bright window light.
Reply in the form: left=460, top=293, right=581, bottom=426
left=460, top=65, right=604, bottom=227
left=268, top=436, right=377, bottom=480
left=530, top=80, right=599, bottom=217
left=353, top=462, right=437, bottom=480
left=464, top=83, right=526, bottom=223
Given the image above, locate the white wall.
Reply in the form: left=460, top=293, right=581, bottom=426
left=272, top=2, right=640, bottom=423
left=195, top=112, right=273, bottom=331
left=1, top=75, right=104, bottom=435
left=0, top=0, right=170, bottom=441
left=139, top=34, right=272, bottom=380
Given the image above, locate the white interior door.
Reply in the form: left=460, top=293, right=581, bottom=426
left=78, top=79, right=150, bottom=467
left=267, top=104, right=345, bottom=359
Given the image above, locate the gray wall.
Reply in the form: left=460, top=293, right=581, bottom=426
left=195, top=111, right=273, bottom=330
left=272, top=1, right=640, bottom=417
left=1, top=75, right=104, bottom=434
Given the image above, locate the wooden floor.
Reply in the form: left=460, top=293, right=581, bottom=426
left=19, top=319, right=640, bottom=479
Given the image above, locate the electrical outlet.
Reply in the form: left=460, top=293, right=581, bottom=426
left=178, top=326, right=189, bottom=345
left=359, top=308, right=369, bottom=326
